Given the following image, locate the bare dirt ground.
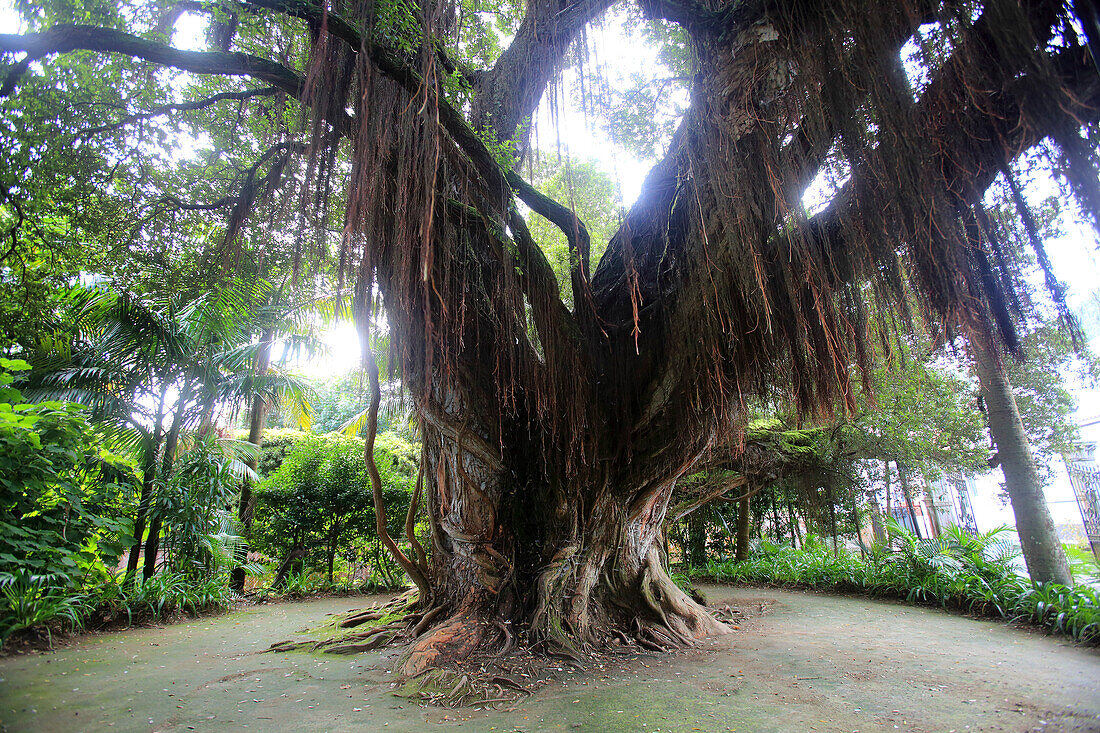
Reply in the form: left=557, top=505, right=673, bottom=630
left=1, top=584, right=1097, bottom=732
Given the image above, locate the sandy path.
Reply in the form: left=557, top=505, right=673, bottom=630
left=1, top=585, right=1097, bottom=732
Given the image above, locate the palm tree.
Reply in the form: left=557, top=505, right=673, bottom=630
left=26, top=279, right=315, bottom=580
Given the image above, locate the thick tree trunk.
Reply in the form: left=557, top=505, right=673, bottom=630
left=972, top=335, right=1073, bottom=586
left=392, top=379, right=728, bottom=678
left=734, top=493, right=751, bottom=563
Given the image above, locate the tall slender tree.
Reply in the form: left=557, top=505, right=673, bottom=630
left=972, top=331, right=1074, bottom=585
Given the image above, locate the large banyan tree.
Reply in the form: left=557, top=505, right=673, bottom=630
left=3, top=0, right=1099, bottom=673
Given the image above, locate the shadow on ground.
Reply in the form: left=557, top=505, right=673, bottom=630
left=1, top=585, right=1098, bottom=732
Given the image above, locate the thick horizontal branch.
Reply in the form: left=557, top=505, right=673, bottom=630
left=0, top=15, right=587, bottom=362
left=471, top=0, right=615, bottom=140
left=636, top=0, right=721, bottom=29
left=0, top=25, right=304, bottom=97
left=158, top=195, right=236, bottom=211
left=669, top=473, right=749, bottom=521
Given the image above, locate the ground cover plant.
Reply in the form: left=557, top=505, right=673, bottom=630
left=690, top=523, right=1100, bottom=645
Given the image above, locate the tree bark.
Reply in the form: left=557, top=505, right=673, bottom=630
left=971, top=334, right=1073, bottom=585
left=924, top=484, right=942, bottom=538
left=686, top=512, right=707, bottom=566
left=7, top=0, right=1096, bottom=678
left=884, top=461, right=893, bottom=525
left=143, top=383, right=190, bottom=580
left=126, top=383, right=169, bottom=580
left=787, top=502, right=802, bottom=548
left=734, top=492, right=751, bottom=563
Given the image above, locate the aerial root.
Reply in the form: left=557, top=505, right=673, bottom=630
left=492, top=618, right=514, bottom=656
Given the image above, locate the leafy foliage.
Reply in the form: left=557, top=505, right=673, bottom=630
left=0, top=357, right=137, bottom=584
left=254, top=431, right=419, bottom=584
left=157, top=436, right=257, bottom=579
left=526, top=156, right=621, bottom=302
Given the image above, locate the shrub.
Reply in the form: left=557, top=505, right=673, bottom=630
left=253, top=432, right=419, bottom=587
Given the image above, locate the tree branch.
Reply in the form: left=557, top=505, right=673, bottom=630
left=76, top=86, right=279, bottom=138
left=471, top=0, right=616, bottom=140
left=669, top=473, right=749, bottom=521
left=0, top=25, right=305, bottom=97
left=507, top=169, right=596, bottom=318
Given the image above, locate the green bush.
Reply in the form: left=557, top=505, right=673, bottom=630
left=235, top=428, right=307, bottom=478
left=253, top=431, right=419, bottom=586
left=0, top=358, right=141, bottom=642
left=691, top=521, right=1099, bottom=644
left=157, top=436, right=255, bottom=579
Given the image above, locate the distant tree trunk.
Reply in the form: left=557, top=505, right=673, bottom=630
left=231, top=330, right=274, bottom=591
left=897, top=461, right=922, bottom=540
left=827, top=488, right=839, bottom=555
left=273, top=540, right=306, bottom=588
left=923, top=484, right=942, bottom=538
left=787, top=502, right=802, bottom=548
left=972, top=334, right=1073, bottom=585
left=868, top=494, right=886, bottom=544
left=238, top=329, right=273, bottom=530
left=127, top=383, right=169, bottom=580
left=326, top=519, right=342, bottom=582
left=884, top=461, right=893, bottom=525
left=850, top=507, right=867, bottom=558
left=143, top=385, right=190, bottom=580
left=770, top=493, right=782, bottom=543
left=712, top=506, right=737, bottom=555
left=735, top=492, right=751, bottom=562
left=686, top=512, right=707, bottom=566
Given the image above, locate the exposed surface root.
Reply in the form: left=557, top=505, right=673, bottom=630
left=339, top=610, right=384, bottom=628
left=399, top=612, right=491, bottom=677
left=264, top=590, right=751, bottom=708
left=264, top=592, right=424, bottom=655
left=395, top=667, right=534, bottom=708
